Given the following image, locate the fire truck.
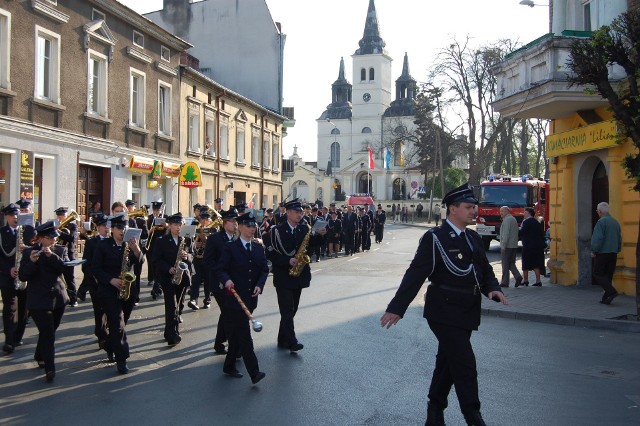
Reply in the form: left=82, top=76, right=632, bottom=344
left=475, top=174, right=550, bottom=250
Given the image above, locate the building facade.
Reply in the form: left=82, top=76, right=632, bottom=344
left=178, top=64, right=283, bottom=213
left=492, top=0, right=639, bottom=295
left=0, top=0, right=190, bottom=224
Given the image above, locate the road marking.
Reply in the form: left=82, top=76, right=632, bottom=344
left=346, top=257, right=360, bottom=262
left=373, top=248, right=379, bottom=251
left=312, top=268, right=323, bottom=273
left=12, top=337, right=96, bottom=363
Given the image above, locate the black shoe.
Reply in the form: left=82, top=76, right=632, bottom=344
left=463, top=411, right=486, bottom=426
left=151, top=291, right=158, bottom=300
left=107, top=351, right=115, bottom=363
left=116, top=361, right=129, bottom=374
left=68, top=300, right=78, bottom=307
left=167, top=335, right=182, bottom=346
left=426, top=402, right=445, bottom=426
left=499, top=283, right=509, bottom=288
left=77, top=292, right=86, bottom=302
left=514, top=278, right=523, bottom=288
left=223, top=368, right=243, bottom=378
left=532, top=282, right=542, bottom=287
left=14, top=340, right=23, bottom=347
left=35, top=359, right=45, bottom=369
left=188, top=300, right=199, bottom=311
left=3, top=343, right=14, bottom=354
left=251, top=371, right=266, bottom=384
left=289, top=342, right=304, bottom=353
left=521, top=281, right=529, bottom=287
left=214, top=345, right=227, bottom=355
left=178, top=315, right=183, bottom=323
left=45, top=370, right=55, bottom=382
left=601, top=292, right=619, bottom=305
left=147, top=280, right=154, bottom=287
left=203, top=300, right=211, bottom=309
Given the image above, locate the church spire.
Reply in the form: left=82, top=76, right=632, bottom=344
left=319, top=57, right=353, bottom=120
left=334, top=57, right=348, bottom=84
left=354, top=0, right=387, bottom=55
left=401, top=52, right=410, bottom=79
left=395, top=52, right=417, bottom=100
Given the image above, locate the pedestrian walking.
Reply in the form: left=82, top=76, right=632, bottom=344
left=381, top=183, right=507, bottom=426
left=591, top=202, right=622, bottom=304
left=519, top=207, right=546, bottom=287
left=499, top=206, right=523, bottom=287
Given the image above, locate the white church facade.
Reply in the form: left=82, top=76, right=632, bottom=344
left=284, top=0, right=424, bottom=205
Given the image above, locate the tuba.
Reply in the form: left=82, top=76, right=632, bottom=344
left=289, top=224, right=312, bottom=277
left=118, top=244, right=136, bottom=301
left=128, top=206, right=148, bottom=220
left=57, top=210, right=80, bottom=234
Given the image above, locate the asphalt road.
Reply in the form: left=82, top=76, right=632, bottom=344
left=1, top=225, right=639, bottom=425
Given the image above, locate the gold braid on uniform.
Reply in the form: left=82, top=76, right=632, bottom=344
left=432, top=233, right=481, bottom=290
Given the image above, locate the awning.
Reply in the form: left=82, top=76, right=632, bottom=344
left=128, top=156, right=155, bottom=174
left=162, top=161, right=181, bottom=178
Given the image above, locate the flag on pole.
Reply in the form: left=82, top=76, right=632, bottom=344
left=384, top=148, right=391, bottom=170
left=368, top=147, right=374, bottom=170
left=247, top=194, right=255, bottom=209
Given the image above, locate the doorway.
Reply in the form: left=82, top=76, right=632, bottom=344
left=393, top=178, right=406, bottom=200
left=78, top=164, right=109, bottom=220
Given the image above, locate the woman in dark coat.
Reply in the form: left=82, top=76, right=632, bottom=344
left=518, top=207, right=546, bottom=286
left=327, top=211, right=342, bottom=258
left=19, top=221, right=69, bottom=382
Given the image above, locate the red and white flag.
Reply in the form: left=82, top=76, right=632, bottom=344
left=368, top=147, right=374, bottom=170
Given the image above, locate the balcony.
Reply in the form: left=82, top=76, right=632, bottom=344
left=492, top=32, right=625, bottom=120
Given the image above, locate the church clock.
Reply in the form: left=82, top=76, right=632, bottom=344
left=362, top=93, right=371, bottom=102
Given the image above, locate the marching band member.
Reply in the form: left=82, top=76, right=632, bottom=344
left=215, top=212, right=267, bottom=384
left=1, top=203, right=36, bottom=353
left=152, top=213, right=192, bottom=346
left=374, top=204, right=386, bottom=244
left=54, top=207, right=78, bottom=306
left=92, top=214, right=144, bottom=374
left=78, top=214, right=110, bottom=351
left=19, top=221, right=69, bottom=381
left=188, top=209, right=214, bottom=310
left=268, top=198, right=326, bottom=352
left=214, top=198, right=223, bottom=213
left=146, top=201, right=167, bottom=300
left=203, top=208, right=238, bottom=354
left=191, top=203, right=202, bottom=225
left=125, top=200, right=148, bottom=305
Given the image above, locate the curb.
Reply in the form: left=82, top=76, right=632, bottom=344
left=482, top=308, right=640, bottom=333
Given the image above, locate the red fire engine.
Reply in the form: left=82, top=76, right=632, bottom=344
left=475, top=174, right=550, bottom=250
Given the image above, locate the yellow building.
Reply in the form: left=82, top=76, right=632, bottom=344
left=178, top=65, right=284, bottom=215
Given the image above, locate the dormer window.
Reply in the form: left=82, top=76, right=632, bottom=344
left=133, top=30, right=144, bottom=49
left=161, top=45, right=170, bottom=62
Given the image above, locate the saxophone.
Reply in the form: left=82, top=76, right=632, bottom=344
left=289, top=224, right=312, bottom=277
left=14, top=226, right=27, bottom=290
left=118, top=243, right=136, bottom=301
left=171, top=237, right=189, bottom=285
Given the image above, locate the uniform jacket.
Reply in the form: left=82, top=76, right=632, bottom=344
left=146, top=214, right=168, bottom=251
left=0, top=224, right=36, bottom=289
left=91, top=237, right=144, bottom=297
left=152, top=234, right=193, bottom=287
left=19, top=244, right=69, bottom=310
left=359, top=214, right=371, bottom=233
left=386, top=221, right=501, bottom=330
left=591, top=214, right=622, bottom=254
left=56, top=221, right=78, bottom=260
left=203, top=228, right=235, bottom=292
left=375, top=211, right=386, bottom=226
left=216, top=238, right=269, bottom=312
left=268, top=221, right=323, bottom=289
left=499, top=214, right=519, bottom=249
left=342, top=212, right=358, bottom=234
left=81, top=235, right=107, bottom=289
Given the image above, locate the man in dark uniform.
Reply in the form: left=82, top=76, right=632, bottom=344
left=215, top=212, right=267, bottom=384
left=152, top=213, right=192, bottom=346
left=125, top=200, right=148, bottom=305
left=342, top=205, right=357, bottom=256
left=1, top=203, right=36, bottom=353
left=79, top=214, right=110, bottom=351
left=203, top=208, right=238, bottom=354
left=309, top=207, right=324, bottom=262
left=214, top=198, right=223, bottom=213
left=374, top=204, right=386, bottom=244
left=191, top=203, right=202, bottom=225
left=92, top=214, right=144, bottom=374
left=267, top=198, right=326, bottom=352
left=146, top=201, right=167, bottom=299
left=360, top=207, right=372, bottom=252
left=55, top=207, right=78, bottom=306
left=16, top=199, right=38, bottom=225
left=380, top=183, right=508, bottom=426
left=273, top=202, right=287, bottom=225
left=188, top=209, right=214, bottom=310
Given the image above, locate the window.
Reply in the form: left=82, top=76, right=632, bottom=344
left=394, top=141, right=404, bottom=167
left=205, top=119, right=216, bottom=156
left=220, top=117, right=229, bottom=159
left=131, top=175, right=142, bottom=206
left=360, top=68, right=366, bottom=81
left=188, top=113, right=200, bottom=152
left=369, top=67, right=375, bottom=81
left=583, top=3, right=592, bottom=31
left=92, top=9, right=105, bottom=21
left=129, top=68, right=146, bottom=127
left=331, top=142, right=340, bottom=168
left=35, top=26, right=60, bottom=102
left=160, top=45, right=170, bottom=62
left=0, top=9, right=11, bottom=90
left=205, top=189, right=213, bottom=206
left=132, top=30, right=144, bottom=49
left=236, top=123, right=245, bottom=163
left=362, top=127, right=372, bottom=133
left=272, top=136, right=280, bottom=171
left=263, top=133, right=271, bottom=169
left=251, top=131, right=260, bottom=167
left=331, top=128, right=340, bottom=135
left=158, top=82, right=171, bottom=135
left=87, top=50, right=108, bottom=116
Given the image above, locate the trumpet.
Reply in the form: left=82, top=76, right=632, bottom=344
left=128, top=206, right=148, bottom=220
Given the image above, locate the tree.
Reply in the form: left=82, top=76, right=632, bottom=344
left=566, top=9, right=640, bottom=318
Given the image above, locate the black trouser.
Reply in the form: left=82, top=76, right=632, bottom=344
left=344, top=231, right=355, bottom=254
left=31, top=307, right=65, bottom=374
left=133, top=262, right=143, bottom=302
left=63, top=265, right=76, bottom=301
left=311, top=244, right=321, bottom=261
left=189, top=260, right=210, bottom=303
left=1, top=285, right=28, bottom=346
left=427, top=321, right=480, bottom=415
left=88, top=284, right=108, bottom=342
left=375, top=225, right=384, bottom=243
left=100, top=290, right=129, bottom=362
left=275, top=286, right=302, bottom=346
left=161, top=282, right=188, bottom=341
left=355, top=231, right=362, bottom=251
left=211, top=291, right=227, bottom=349
left=593, top=252, right=618, bottom=298
left=223, top=309, right=260, bottom=378
left=362, top=229, right=371, bottom=251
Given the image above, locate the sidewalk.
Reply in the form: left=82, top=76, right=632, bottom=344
left=394, top=221, right=640, bottom=333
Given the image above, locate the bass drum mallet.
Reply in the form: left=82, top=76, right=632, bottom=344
left=229, top=288, right=263, bottom=332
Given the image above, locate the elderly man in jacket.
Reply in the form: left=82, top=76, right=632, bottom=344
left=591, top=202, right=622, bottom=304
left=499, top=206, right=523, bottom=287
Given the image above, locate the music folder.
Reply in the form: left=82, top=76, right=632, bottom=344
left=152, top=217, right=166, bottom=227
left=17, top=213, right=35, bottom=227
left=180, top=225, right=197, bottom=238
left=123, top=228, right=142, bottom=242
left=311, top=220, right=328, bottom=233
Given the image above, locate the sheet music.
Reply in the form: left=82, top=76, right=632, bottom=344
left=180, top=225, right=197, bottom=238
left=17, top=213, right=35, bottom=227
left=312, top=220, right=328, bottom=233
left=152, top=217, right=166, bottom=226
left=123, top=228, right=142, bottom=242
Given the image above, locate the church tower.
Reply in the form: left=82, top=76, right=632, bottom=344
left=384, top=52, right=417, bottom=118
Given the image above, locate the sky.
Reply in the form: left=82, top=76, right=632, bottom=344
left=119, top=0, right=549, bottom=162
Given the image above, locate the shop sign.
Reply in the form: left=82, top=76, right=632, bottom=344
left=162, top=162, right=181, bottom=178
left=147, top=180, right=159, bottom=189
left=546, top=120, right=619, bottom=158
left=129, top=156, right=155, bottom=174
left=150, top=161, right=163, bottom=181
left=19, top=150, right=34, bottom=200
left=179, top=161, right=202, bottom=188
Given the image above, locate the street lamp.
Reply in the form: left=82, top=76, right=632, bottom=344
left=519, top=0, right=548, bottom=6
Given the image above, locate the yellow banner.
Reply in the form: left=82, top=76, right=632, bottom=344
left=162, top=162, right=181, bottom=178
left=179, top=161, right=202, bottom=188
left=129, top=156, right=155, bottom=174
left=546, top=120, right=618, bottom=158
